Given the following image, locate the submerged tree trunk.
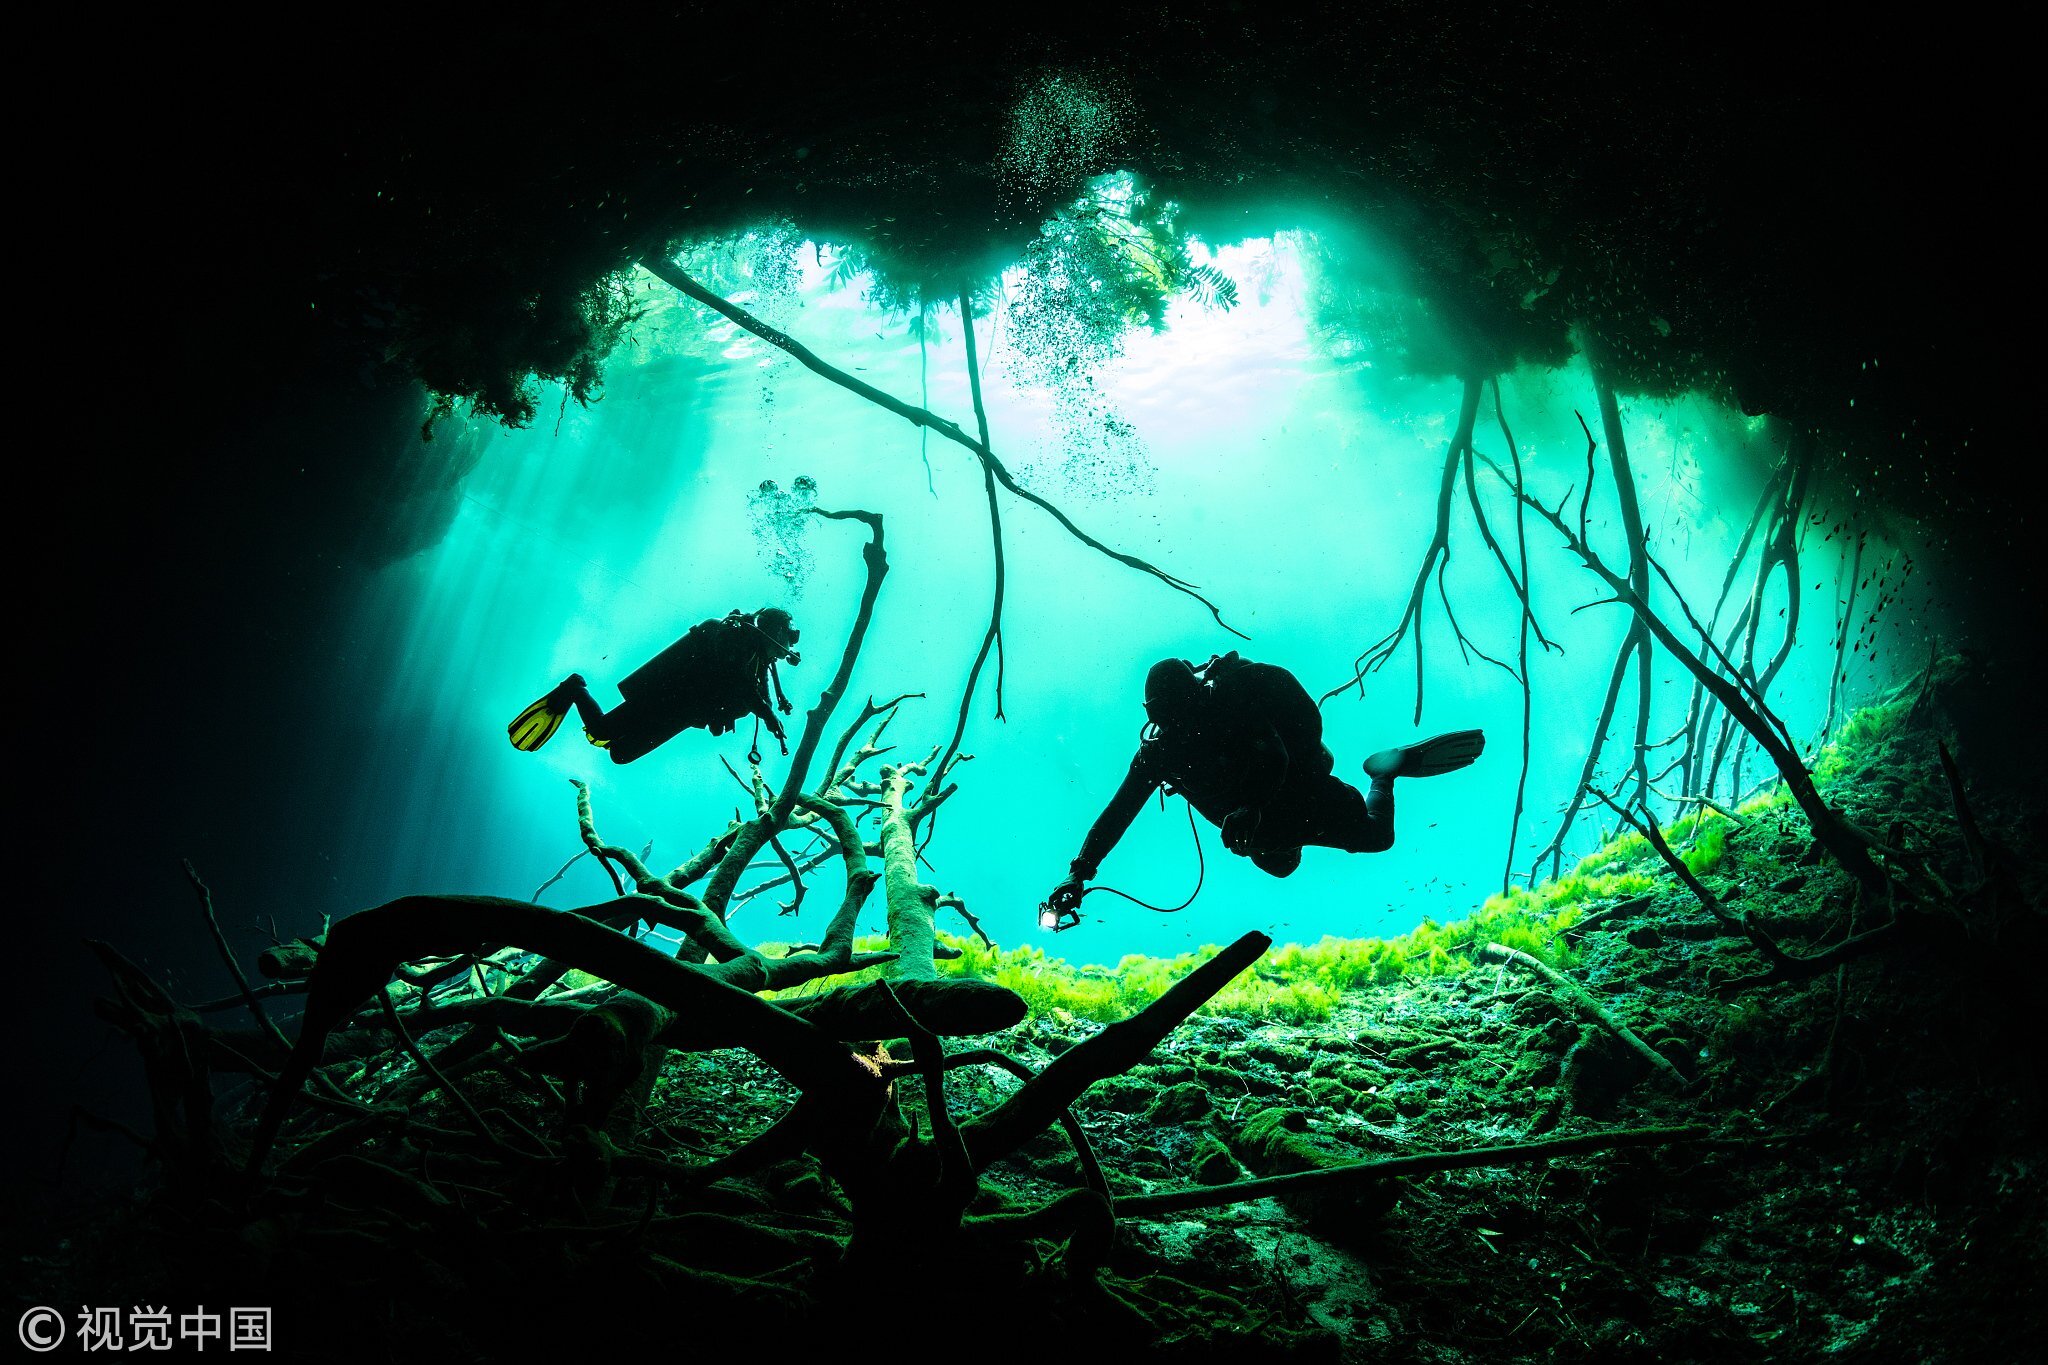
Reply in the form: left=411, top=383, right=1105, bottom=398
left=881, top=762, right=939, bottom=982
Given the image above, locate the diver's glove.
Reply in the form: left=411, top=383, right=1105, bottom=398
left=1040, top=875, right=1085, bottom=932
left=1046, top=873, right=1086, bottom=916
left=1222, top=805, right=1264, bottom=854
left=778, top=697, right=794, bottom=716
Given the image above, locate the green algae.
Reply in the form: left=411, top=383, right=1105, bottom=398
left=1188, top=1134, right=1242, bottom=1185
left=1145, top=1082, right=1214, bottom=1124
left=756, top=695, right=1907, bottom=1029
left=1811, top=694, right=1913, bottom=784
left=762, top=823, right=1716, bottom=1024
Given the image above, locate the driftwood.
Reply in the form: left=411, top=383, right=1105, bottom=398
left=932, top=284, right=1006, bottom=789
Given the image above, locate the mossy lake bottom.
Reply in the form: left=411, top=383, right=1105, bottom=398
left=16, top=683, right=2043, bottom=1363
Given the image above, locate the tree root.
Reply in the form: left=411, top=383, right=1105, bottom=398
left=1515, top=474, right=1892, bottom=900
left=1476, top=943, right=1690, bottom=1090
left=1118, top=1125, right=1709, bottom=1218
left=1590, top=788, right=1897, bottom=995
left=1522, top=379, right=1652, bottom=881
left=641, top=257, right=1240, bottom=636
left=964, top=932, right=1270, bottom=1169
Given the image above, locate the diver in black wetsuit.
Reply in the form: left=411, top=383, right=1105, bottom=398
left=1042, top=653, right=1483, bottom=928
left=507, top=608, right=802, bottom=764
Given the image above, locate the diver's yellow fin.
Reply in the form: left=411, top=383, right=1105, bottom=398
left=508, top=692, right=570, bottom=752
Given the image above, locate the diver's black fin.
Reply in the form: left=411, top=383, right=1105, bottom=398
left=1364, top=729, right=1485, bottom=779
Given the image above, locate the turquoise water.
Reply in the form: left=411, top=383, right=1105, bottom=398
left=316, top=225, right=1922, bottom=961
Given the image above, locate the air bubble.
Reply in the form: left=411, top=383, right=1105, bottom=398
left=747, top=477, right=819, bottom=597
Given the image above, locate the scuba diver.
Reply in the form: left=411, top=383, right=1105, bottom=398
left=1041, top=652, right=1484, bottom=930
left=507, top=608, right=802, bottom=764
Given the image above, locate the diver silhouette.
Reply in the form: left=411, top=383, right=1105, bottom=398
left=507, top=608, right=802, bottom=764
left=1043, top=653, right=1483, bottom=928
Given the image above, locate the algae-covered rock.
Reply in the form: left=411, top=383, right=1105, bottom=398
left=1144, top=1082, right=1213, bottom=1124
left=1124, top=1141, right=1171, bottom=1177
left=1195, top=1063, right=1255, bottom=1092
left=1562, top=1031, right=1651, bottom=1116
left=1235, top=1106, right=1326, bottom=1174
left=1509, top=993, right=1568, bottom=1028
left=1190, top=1135, right=1241, bottom=1185
left=1080, top=1076, right=1156, bottom=1114
left=1300, top=1076, right=1343, bottom=1109
left=1232, top=1107, right=1398, bottom=1238
left=966, top=1185, right=1023, bottom=1215
left=1502, top=1048, right=1563, bottom=1090
left=1389, top=1038, right=1473, bottom=1071
left=1015, top=1129, right=1075, bottom=1174
left=1191, top=1016, right=1250, bottom=1045
left=1247, top=1040, right=1315, bottom=1073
